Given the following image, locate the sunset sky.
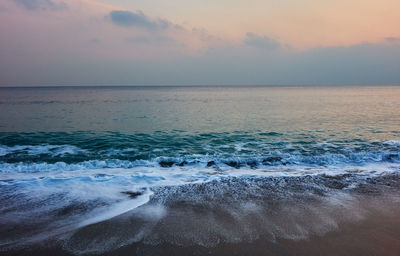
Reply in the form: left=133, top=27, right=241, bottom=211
left=1, top=0, right=400, bottom=86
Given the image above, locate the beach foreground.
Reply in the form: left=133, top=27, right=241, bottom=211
left=1, top=173, right=400, bottom=256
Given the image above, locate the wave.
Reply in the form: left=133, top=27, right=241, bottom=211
left=0, top=144, right=86, bottom=157
left=0, top=142, right=398, bottom=173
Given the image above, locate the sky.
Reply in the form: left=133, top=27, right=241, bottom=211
left=0, top=0, right=400, bottom=86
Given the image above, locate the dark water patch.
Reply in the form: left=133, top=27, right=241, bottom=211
left=177, top=161, right=187, bottom=167
left=262, top=156, right=284, bottom=165
left=246, top=160, right=258, bottom=168
left=223, top=160, right=242, bottom=169
left=207, top=161, right=216, bottom=167
left=121, top=191, right=143, bottom=199
left=159, top=161, right=175, bottom=168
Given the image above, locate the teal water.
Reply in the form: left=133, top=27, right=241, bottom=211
left=0, top=86, right=399, bottom=253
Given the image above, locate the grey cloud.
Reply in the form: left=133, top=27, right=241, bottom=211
left=1, top=34, right=400, bottom=86
left=14, top=0, right=67, bottom=11
left=385, top=37, right=400, bottom=43
left=126, top=35, right=171, bottom=43
left=109, top=10, right=170, bottom=30
left=88, top=38, right=101, bottom=44
left=125, top=42, right=400, bottom=86
left=244, top=32, right=280, bottom=50
left=124, top=35, right=184, bottom=47
left=192, top=28, right=216, bottom=42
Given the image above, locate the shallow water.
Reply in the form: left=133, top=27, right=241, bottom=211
left=0, top=86, right=399, bottom=254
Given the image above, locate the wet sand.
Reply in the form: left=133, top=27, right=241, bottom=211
left=1, top=174, right=400, bottom=256
left=2, top=207, right=400, bottom=256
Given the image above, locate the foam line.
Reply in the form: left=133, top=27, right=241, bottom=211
left=77, top=189, right=154, bottom=228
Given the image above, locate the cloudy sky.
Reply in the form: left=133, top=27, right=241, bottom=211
left=0, top=0, right=399, bottom=86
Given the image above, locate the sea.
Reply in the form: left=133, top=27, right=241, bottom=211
left=0, top=85, right=399, bottom=255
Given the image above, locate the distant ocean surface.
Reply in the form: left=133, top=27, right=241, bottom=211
left=1, top=86, right=400, bottom=255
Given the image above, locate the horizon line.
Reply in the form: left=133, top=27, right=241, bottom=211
left=1, top=84, right=400, bottom=89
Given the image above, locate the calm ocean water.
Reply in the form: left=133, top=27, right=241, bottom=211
left=0, top=86, right=399, bottom=254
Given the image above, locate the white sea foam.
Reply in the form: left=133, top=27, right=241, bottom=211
left=76, top=189, right=154, bottom=228
left=385, top=140, right=400, bottom=146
